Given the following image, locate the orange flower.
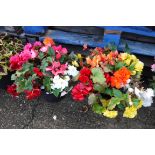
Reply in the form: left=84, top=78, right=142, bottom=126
left=111, top=67, right=131, bottom=89
left=86, top=54, right=105, bottom=68
left=43, top=37, right=55, bottom=46
left=106, top=51, right=118, bottom=65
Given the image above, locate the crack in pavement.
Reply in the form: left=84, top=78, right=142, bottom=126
left=22, top=104, right=37, bottom=129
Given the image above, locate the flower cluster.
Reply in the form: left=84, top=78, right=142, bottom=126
left=72, top=47, right=154, bottom=118
left=7, top=37, right=79, bottom=100
left=150, top=58, right=155, bottom=93
left=0, top=33, right=23, bottom=79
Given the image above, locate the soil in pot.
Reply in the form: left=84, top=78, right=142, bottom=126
left=43, top=92, right=65, bottom=103
left=0, top=72, right=13, bottom=89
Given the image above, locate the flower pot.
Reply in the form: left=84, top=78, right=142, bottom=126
left=43, top=92, right=64, bottom=103
left=0, top=72, right=13, bottom=89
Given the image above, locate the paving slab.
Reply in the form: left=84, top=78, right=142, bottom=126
left=0, top=89, right=33, bottom=129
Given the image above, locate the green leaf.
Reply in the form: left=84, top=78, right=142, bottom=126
left=94, top=84, right=105, bottom=93
left=92, top=103, right=104, bottom=114
left=40, top=58, right=49, bottom=73
left=124, top=43, right=131, bottom=53
left=117, top=103, right=125, bottom=110
left=48, top=47, right=55, bottom=57
left=91, top=67, right=106, bottom=85
left=132, top=98, right=140, bottom=107
left=88, top=93, right=97, bottom=105
left=16, top=80, right=26, bottom=93
left=128, top=63, right=135, bottom=71
left=25, top=77, right=33, bottom=90
left=43, top=77, right=51, bottom=92
left=113, top=88, right=123, bottom=98
left=115, top=62, right=125, bottom=70
left=46, top=56, right=53, bottom=63
left=11, top=74, right=17, bottom=81
left=53, top=89, right=61, bottom=97
left=104, top=88, right=113, bottom=96
left=39, top=52, right=44, bottom=59
left=108, top=97, right=120, bottom=110
left=60, top=55, right=67, bottom=63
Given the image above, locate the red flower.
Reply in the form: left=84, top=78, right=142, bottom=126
left=7, top=84, right=19, bottom=97
left=33, top=67, right=43, bottom=77
left=79, top=75, right=90, bottom=83
left=104, top=73, right=111, bottom=84
left=25, top=88, right=41, bottom=100
left=80, top=67, right=91, bottom=77
left=56, top=52, right=61, bottom=60
left=71, top=82, right=93, bottom=101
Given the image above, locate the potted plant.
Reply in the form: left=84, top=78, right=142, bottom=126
left=71, top=46, right=154, bottom=118
left=150, top=60, right=155, bottom=105
left=7, top=37, right=79, bottom=102
left=0, top=33, right=23, bottom=89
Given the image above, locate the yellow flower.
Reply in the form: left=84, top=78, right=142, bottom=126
left=131, top=71, right=136, bottom=75
left=72, top=61, right=79, bottom=67
left=125, top=59, right=131, bottom=66
left=103, top=110, right=118, bottom=118
left=120, top=53, right=128, bottom=60
left=77, top=53, right=82, bottom=59
left=134, top=61, right=144, bottom=72
left=136, top=100, right=143, bottom=110
left=131, top=55, right=137, bottom=61
left=123, top=106, right=137, bottom=118
left=100, top=99, right=110, bottom=107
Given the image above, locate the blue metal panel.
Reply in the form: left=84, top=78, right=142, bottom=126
left=23, top=26, right=47, bottom=34
left=99, top=26, right=155, bottom=38
left=40, top=30, right=104, bottom=47
left=103, top=33, right=121, bottom=46
left=39, top=30, right=155, bottom=56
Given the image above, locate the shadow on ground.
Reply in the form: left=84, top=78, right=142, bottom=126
left=0, top=89, right=154, bottom=129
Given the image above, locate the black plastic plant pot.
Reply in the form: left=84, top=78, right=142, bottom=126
left=43, top=92, right=64, bottom=103
left=0, top=72, right=13, bottom=89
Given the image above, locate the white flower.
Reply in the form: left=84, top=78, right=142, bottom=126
left=141, top=88, right=154, bottom=107
left=41, top=86, right=45, bottom=90
left=134, top=87, right=141, bottom=98
left=128, top=88, right=134, bottom=93
left=51, top=75, right=69, bottom=91
left=67, top=65, right=79, bottom=77
left=127, top=79, right=131, bottom=84
left=61, top=91, right=68, bottom=97
left=64, top=76, right=70, bottom=82
left=134, top=87, right=154, bottom=107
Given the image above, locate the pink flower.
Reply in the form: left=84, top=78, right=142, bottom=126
left=10, top=54, right=22, bottom=70
left=20, top=50, right=32, bottom=62
left=46, top=61, right=68, bottom=76
left=53, top=45, right=68, bottom=54
left=24, top=43, right=32, bottom=51
left=151, top=64, right=155, bottom=72
left=33, top=41, right=42, bottom=47
left=40, top=46, right=48, bottom=52
left=30, top=49, right=38, bottom=59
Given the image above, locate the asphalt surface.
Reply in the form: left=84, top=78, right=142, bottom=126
left=0, top=88, right=154, bottom=129
left=0, top=44, right=154, bottom=129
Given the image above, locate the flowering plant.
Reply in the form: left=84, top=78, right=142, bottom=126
left=0, top=33, right=23, bottom=79
left=72, top=47, right=154, bottom=118
left=7, top=37, right=79, bottom=100
left=150, top=59, right=155, bottom=93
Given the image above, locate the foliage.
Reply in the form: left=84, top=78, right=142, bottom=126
left=7, top=37, right=79, bottom=100
left=0, top=33, right=23, bottom=79
left=71, top=45, right=154, bottom=119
